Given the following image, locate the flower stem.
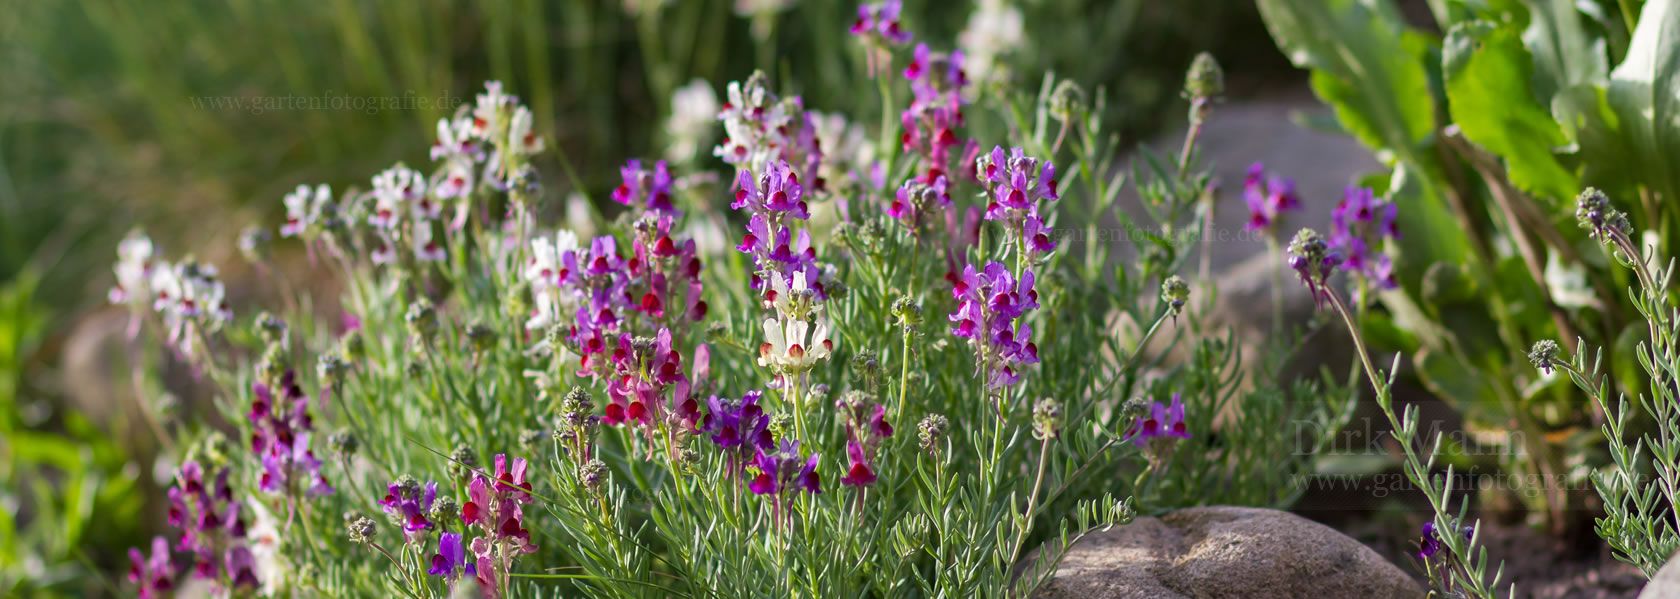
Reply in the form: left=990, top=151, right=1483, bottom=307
left=1008, top=436, right=1053, bottom=566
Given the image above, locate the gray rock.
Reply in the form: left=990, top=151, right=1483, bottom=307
left=1641, top=553, right=1680, bottom=598
left=1036, top=506, right=1422, bottom=599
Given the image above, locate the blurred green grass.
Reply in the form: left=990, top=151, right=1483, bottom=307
left=0, top=0, right=1284, bottom=593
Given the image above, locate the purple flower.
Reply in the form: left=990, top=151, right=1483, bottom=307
left=225, top=546, right=259, bottom=590
left=731, top=161, right=825, bottom=298
left=850, top=0, right=911, bottom=45
left=839, top=439, right=878, bottom=487
left=127, top=536, right=177, bottom=598
left=250, top=371, right=333, bottom=497
left=164, top=462, right=253, bottom=585
left=949, top=262, right=1041, bottom=388
left=977, top=147, right=1060, bottom=260
left=1328, top=186, right=1398, bottom=289
left=1286, top=228, right=1343, bottom=307
left=749, top=440, right=821, bottom=497
left=1417, top=521, right=1474, bottom=560
left=1241, top=162, right=1301, bottom=232
left=611, top=159, right=680, bottom=217
left=461, top=454, right=538, bottom=565
left=1125, top=393, right=1192, bottom=447
left=429, top=532, right=469, bottom=579
left=378, top=479, right=438, bottom=541
left=705, top=390, right=774, bottom=456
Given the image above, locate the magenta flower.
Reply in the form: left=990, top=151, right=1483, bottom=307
left=850, top=0, right=911, bottom=45
left=461, top=453, right=537, bottom=587
left=1125, top=393, right=1191, bottom=447
left=1241, top=162, right=1301, bottom=232
left=1329, top=186, right=1399, bottom=289
left=950, top=262, right=1041, bottom=388
left=164, top=462, right=254, bottom=586
left=378, top=479, right=439, bottom=541
left=705, top=390, right=774, bottom=455
left=611, top=159, right=680, bottom=217
left=978, top=146, right=1060, bottom=260
left=127, top=536, right=177, bottom=598
left=839, top=440, right=878, bottom=487
left=428, top=532, right=470, bottom=579
left=250, top=371, right=333, bottom=497
left=749, top=440, right=821, bottom=497
left=731, top=161, right=825, bottom=297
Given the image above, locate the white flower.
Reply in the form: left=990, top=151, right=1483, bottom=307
left=109, top=231, right=155, bottom=305
left=470, top=81, right=512, bottom=139
left=370, top=165, right=425, bottom=229
left=758, top=313, right=834, bottom=374
left=523, top=231, right=578, bottom=331
left=714, top=77, right=795, bottom=173
left=510, top=106, right=545, bottom=156
left=431, top=116, right=481, bottom=162
left=809, top=111, right=873, bottom=183
left=413, top=224, right=446, bottom=262
left=958, top=0, right=1024, bottom=95
left=281, top=184, right=329, bottom=238
left=432, top=159, right=475, bottom=200
left=244, top=498, right=287, bottom=596
left=665, top=79, right=719, bottom=163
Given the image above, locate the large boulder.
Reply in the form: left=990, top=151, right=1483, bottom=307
left=1037, top=506, right=1422, bottom=599
left=1642, top=553, right=1680, bottom=598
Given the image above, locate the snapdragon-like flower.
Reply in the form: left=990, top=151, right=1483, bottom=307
left=758, top=272, right=836, bottom=379
left=1328, top=186, right=1398, bottom=289
left=1286, top=228, right=1342, bottom=307
left=461, top=454, right=538, bottom=594
left=378, top=478, right=439, bottom=542
left=628, top=213, right=708, bottom=325
left=428, top=532, right=471, bottom=580
left=850, top=0, right=911, bottom=44
left=165, top=461, right=258, bottom=589
left=1417, top=521, right=1473, bottom=560
left=978, top=146, right=1060, bottom=260
left=705, top=390, right=775, bottom=473
left=716, top=73, right=798, bottom=176
left=126, top=536, right=177, bottom=599
left=147, top=257, right=233, bottom=357
left=838, top=396, right=893, bottom=488
left=281, top=184, right=333, bottom=238
left=900, top=44, right=968, bottom=182
left=890, top=175, right=952, bottom=230
left=250, top=370, right=333, bottom=497
left=108, top=231, right=158, bottom=332
left=733, top=161, right=825, bottom=295
left=1241, top=162, right=1300, bottom=233
left=666, top=79, right=720, bottom=163
left=1124, top=393, right=1191, bottom=447
left=749, top=439, right=821, bottom=499
left=465, top=81, right=545, bottom=195
left=612, top=159, right=680, bottom=217
left=949, top=262, right=1040, bottom=388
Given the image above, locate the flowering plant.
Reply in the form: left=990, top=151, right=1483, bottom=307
left=109, top=25, right=1351, bottom=597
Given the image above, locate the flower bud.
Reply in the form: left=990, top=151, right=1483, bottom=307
left=328, top=429, right=358, bottom=459
left=1528, top=340, right=1561, bottom=376
left=1032, top=398, right=1063, bottom=441
left=255, top=312, right=288, bottom=346
left=347, top=516, right=377, bottom=544
left=1160, top=276, right=1190, bottom=319
left=318, top=352, right=350, bottom=392
left=1184, top=52, right=1224, bottom=101
left=892, top=297, right=923, bottom=327
left=466, top=323, right=497, bottom=354
left=579, top=459, right=608, bottom=492
left=429, top=496, right=460, bottom=524
left=405, top=300, right=438, bottom=345
left=449, top=445, right=478, bottom=480
left=1049, top=80, right=1086, bottom=124
left=1575, top=187, right=1630, bottom=242
left=918, top=414, right=949, bottom=457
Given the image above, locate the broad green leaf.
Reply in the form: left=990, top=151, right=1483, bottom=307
left=1556, top=0, right=1680, bottom=215
left=1524, top=0, right=1609, bottom=103
left=1386, top=162, right=1473, bottom=288
left=1258, top=0, right=1436, bottom=163
left=1443, top=21, right=1579, bottom=202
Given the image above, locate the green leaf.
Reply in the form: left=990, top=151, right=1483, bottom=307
left=1555, top=0, right=1680, bottom=213
left=1523, top=0, right=1609, bottom=103
left=1258, top=0, right=1436, bottom=163
left=1443, top=21, right=1579, bottom=202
